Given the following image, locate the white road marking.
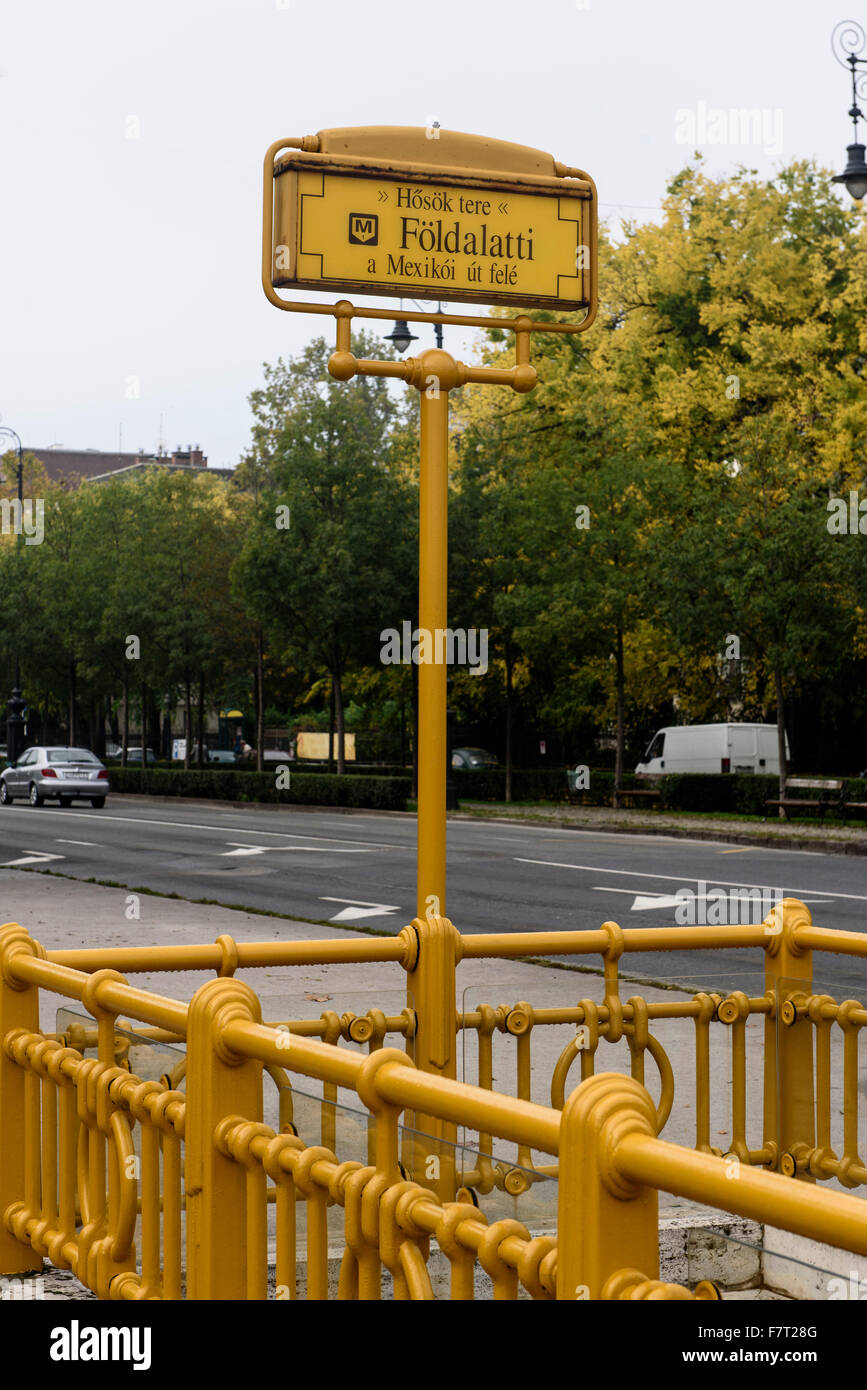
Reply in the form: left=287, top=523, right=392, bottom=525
left=320, top=897, right=402, bottom=922
left=591, top=886, right=835, bottom=911
left=1, top=851, right=65, bottom=867
left=0, top=805, right=398, bottom=849
left=221, top=842, right=371, bottom=857
left=56, top=839, right=99, bottom=847
left=517, top=858, right=867, bottom=904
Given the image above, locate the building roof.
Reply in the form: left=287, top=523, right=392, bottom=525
left=23, top=445, right=223, bottom=485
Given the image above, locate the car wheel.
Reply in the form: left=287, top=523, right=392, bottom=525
left=29, top=783, right=44, bottom=807
left=90, top=797, right=105, bottom=809
left=0, top=781, right=10, bottom=805
left=59, top=795, right=72, bottom=808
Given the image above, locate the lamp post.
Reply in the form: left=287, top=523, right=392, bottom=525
left=386, top=299, right=446, bottom=352
left=0, top=427, right=26, bottom=764
left=832, top=20, right=867, bottom=200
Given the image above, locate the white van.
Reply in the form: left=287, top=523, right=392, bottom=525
left=635, top=723, right=788, bottom=776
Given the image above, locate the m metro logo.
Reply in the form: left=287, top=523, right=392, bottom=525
left=348, top=212, right=378, bottom=245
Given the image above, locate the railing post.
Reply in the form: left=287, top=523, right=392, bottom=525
left=0, top=923, right=45, bottom=1274
left=404, top=913, right=461, bottom=1201
left=186, top=977, right=264, bottom=1299
left=556, top=1073, right=659, bottom=1300
left=763, top=898, right=815, bottom=1179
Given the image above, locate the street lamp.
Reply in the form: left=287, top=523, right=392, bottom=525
left=385, top=319, right=419, bottom=354
left=386, top=299, right=446, bottom=352
left=832, top=20, right=867, bottom=200
left=0, top=426, right=27, bottom=763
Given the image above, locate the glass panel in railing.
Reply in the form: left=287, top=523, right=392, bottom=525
left=266, top=1082, right=556, bottom=1300
left=259, top=988, right=414, bottom=1139
left=55, top=1007, right=185, bottom=1085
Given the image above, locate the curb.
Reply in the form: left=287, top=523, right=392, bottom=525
left=448, top=810, right=867, bottom=856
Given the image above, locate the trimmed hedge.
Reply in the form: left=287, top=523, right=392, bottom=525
left=99, top=765, right=867, bottom=818
left=455, top=767, right=867, bottom=816
left=453, top=767, right=571, bottom=802
left=453, top=766, right=642, bottom=805
left=108, top=768, right=410, bottom=811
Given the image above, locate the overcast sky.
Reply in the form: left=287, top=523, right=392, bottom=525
left=0, top=0, right=859, bottom=468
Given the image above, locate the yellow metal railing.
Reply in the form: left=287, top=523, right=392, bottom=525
left=2, top=899, right=867, bottom=1298
left=38, top=898, right=867, bottom=1194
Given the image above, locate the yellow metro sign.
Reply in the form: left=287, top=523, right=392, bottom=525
left=268, top=128, right=595, bottom=316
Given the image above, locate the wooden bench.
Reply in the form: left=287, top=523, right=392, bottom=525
left=564, top=771, right=661, bottom=808
left=842, top=797, right=867, bottom=825
left=765, top=778, right=843, bottom=822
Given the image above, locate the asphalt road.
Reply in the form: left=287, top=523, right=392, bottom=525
left=0, top=796, right=865, bottom=994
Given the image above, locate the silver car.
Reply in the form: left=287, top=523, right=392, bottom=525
left=0, top=746, right=110, bottom=808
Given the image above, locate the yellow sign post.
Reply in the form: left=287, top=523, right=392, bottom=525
left=263, top=126, right=596, bottom=1192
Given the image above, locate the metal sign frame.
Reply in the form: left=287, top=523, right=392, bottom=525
left=262, top=130, right=597, bottom=335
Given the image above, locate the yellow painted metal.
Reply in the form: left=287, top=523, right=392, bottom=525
left=185, top=978, right=264, bottom=1300
left=404, top=914, right=462, bottom=1198
left=263, top=128, right=598, bottom=333
left=763, top=898, right=815, bottom=1179
left=8, top=914, right=867, bottom=1298
left=617, top=1129, right=867, bottom=1255
left=416, top=358, right=450, bottom=921
left=0, top=923, right=45, bottom=1274
left=278, top=166, right=588, bottom=311
left=262, top=138, right=586, bottom=975
left=556, top=1074, right=659, bottom=1300
left=47, top=934, right=409, bottom=974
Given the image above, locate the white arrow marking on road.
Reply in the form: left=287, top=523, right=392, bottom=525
left=221, top=843, right=371, bottom=857
left=592, top=886, right=835, bottom=911
left=1, top=851, right=65, bottom=868
left=320, top=896, right=402, bottom=921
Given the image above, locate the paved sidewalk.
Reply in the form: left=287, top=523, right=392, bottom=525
left=454, top=801, right=867, bottom=854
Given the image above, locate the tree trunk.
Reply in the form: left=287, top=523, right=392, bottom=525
left=505, top=647, right=514, bottom=804
left=183, top=677, right=192, bottom=769
left=68, top=661, right=76, bottom=746
left=89, top=700, right=102, bottom=758
left=140, top=680, right=148, bottom=775
left=150, top=692, right=161, bottom=763
left=256, top=631, right=265, bottom=773
left=122, top=666, right=129, bottom=768
left=774, top=664, right=789, bottom=817
left=614, top=630, right=625, bottom=809
left=333, top=670, right=346, bottom=776
left=197, top=672, right=205, bottom=768
left=328, top=679, right=335, bottom=774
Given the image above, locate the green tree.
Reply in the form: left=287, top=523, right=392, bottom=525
left=233, top=333, right=416, bottom=772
